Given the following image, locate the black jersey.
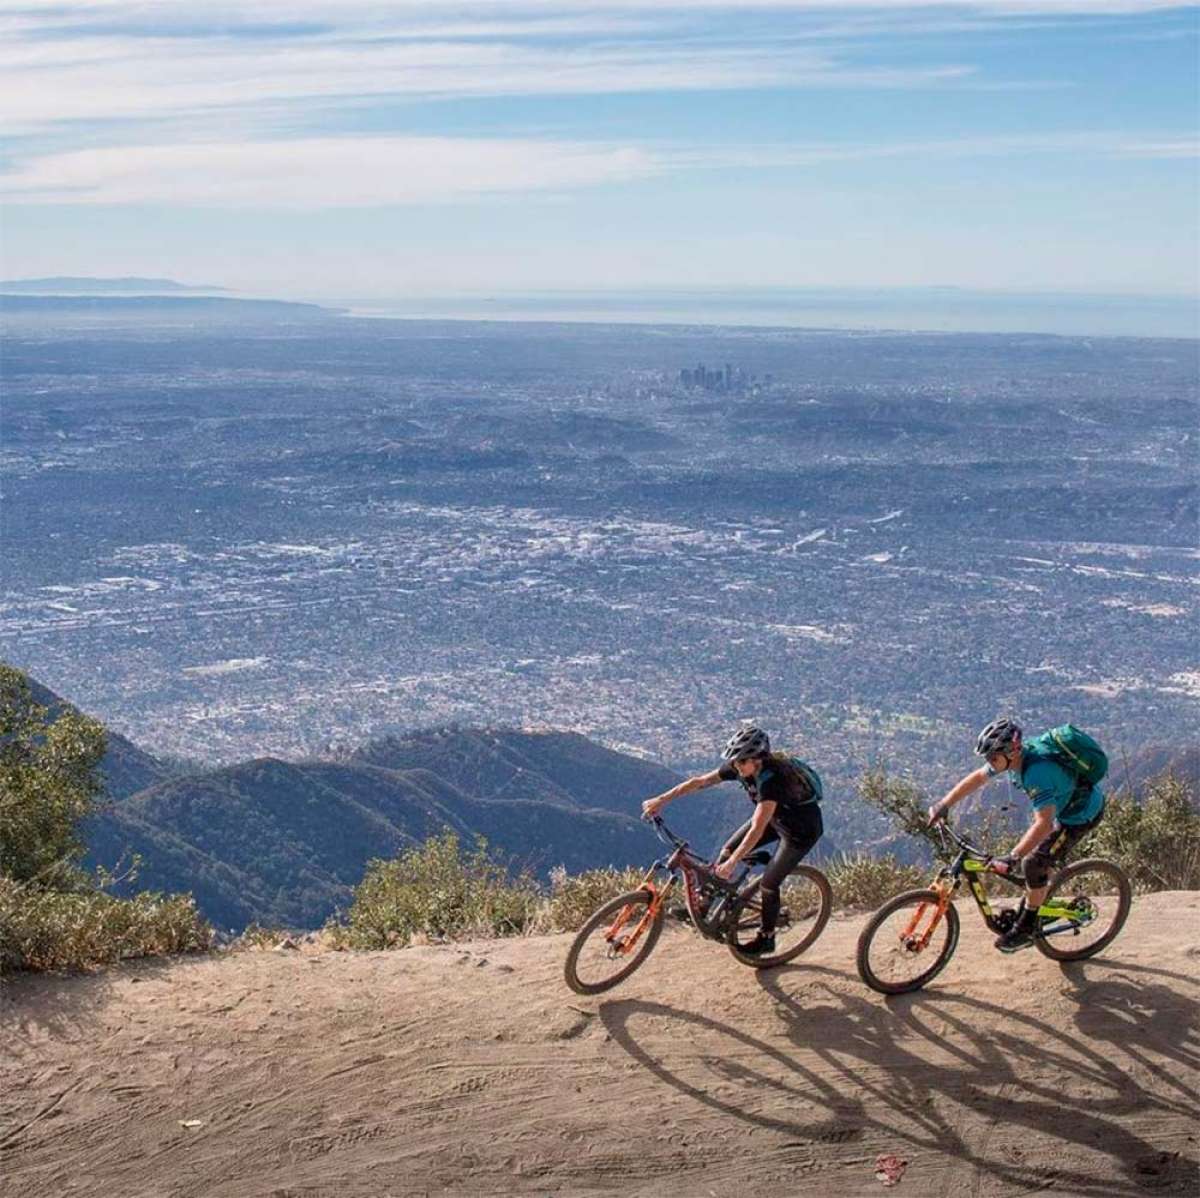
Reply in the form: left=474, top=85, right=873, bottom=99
left=717, top=755, right=820, bottom=833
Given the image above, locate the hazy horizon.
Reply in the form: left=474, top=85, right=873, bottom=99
left=6, top=278, right=1195, bottom=339
left=328, top=285, right=1199, bottom=339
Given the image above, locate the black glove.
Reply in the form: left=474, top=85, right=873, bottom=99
left=993, top=853, right=1023, bottom=879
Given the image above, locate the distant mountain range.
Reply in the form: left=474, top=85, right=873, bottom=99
left=87, top=744, right=681, bottom=932
left=19, top=674, right=1198, bottom=933
left=22, top=675, right=716, bottom=931
left=0, top=276, right=227, bottom=294
left=1, top=294, right=338, bottom=320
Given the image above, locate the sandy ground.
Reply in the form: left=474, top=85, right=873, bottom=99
left=2, top=891, right=1198, bottom=1198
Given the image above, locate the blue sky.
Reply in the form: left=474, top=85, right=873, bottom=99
left=1, top=1, right=1197, bottom=299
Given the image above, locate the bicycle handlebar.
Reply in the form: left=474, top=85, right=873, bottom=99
left=645, top=814, right=689, bottom=851
left=933, top=818, right=992, bottom=862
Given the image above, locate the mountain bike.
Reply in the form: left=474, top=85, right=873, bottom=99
left=563, top=815, right=832, bottom=995
left=856, top=819, right=1132, bottom=995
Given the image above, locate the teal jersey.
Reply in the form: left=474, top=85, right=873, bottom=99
left=987, top=758, right=1104, bottom=826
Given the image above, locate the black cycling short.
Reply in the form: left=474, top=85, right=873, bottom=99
left=717, top=805, right=823, bottom=933
left=1022, top=806, right=1104, bottom=889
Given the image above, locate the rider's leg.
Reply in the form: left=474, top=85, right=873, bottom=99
left=997, top=816, right=1099, bottom=951
left=717, top=819, right=777, bottom=865
left=674, top=821, right=778, bottom=923
left=747, top=806, right=823, bottom=952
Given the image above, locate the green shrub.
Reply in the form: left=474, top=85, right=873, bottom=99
left=1085, top=772, right=1200, bottom=892
left=826, top=853, right=928, bottom=910
left=541, top=864, right=648, bottom=932
left=0, top=877, right=211, bottom=974
left=0, top=665, right=213, bottom=976
left=0, top=666, right=106, bottom=885
left=334, top=832, right=542, bottom=949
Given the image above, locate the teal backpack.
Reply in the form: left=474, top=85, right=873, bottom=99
left=786, top=755, right=824, bottom=804
left=1020, top=724, right=1108, bottom=791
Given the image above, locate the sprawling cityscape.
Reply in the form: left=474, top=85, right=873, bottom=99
left=3, top=304, right=1195, bottom=829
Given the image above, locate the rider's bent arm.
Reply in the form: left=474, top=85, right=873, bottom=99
left=642, top=768, right=724, bottom=816
left=724, top=800, right=776, bottom=867
left=1012, top=805, right=1056, bottom=859
left=930, top=766, right=991, bottom=821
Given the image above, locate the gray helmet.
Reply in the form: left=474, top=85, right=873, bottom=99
left=722, top=723, right=770, bottom=762
left=975, top=718, right=1021, bottom=758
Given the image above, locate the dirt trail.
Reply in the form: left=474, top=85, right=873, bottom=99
left=2, top=892, right=1198, bottom=1197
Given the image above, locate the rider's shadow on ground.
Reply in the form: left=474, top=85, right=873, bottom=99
left=756, top=963, right=1198, bottom=1196
left=597, top=995, right=869, bottom=1146
left=1056, top=956, right=1200, bottom=1110
left=597, top=964, right=1196, bottom=1198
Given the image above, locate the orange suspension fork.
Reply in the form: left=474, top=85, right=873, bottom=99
left=604, top=877, right=671, bottom=954
left=900, top=883, right=952, bottom=948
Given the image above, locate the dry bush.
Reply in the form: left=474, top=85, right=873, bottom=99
left=826, top=853, right=928, bottom=910
left=228, top=923, right=293, bottom=951
left=1085, top=772, right=1200, bottom=892
left=0, top=877, right=211, bottom=974
left=540, top=864, right=648, bottom=932
left=332, top=832, right=542, bottom=950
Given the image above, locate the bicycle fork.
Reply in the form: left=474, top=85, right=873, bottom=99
left=604, top=871, right=674, bottom=956
left=900, top=880, right=954, bottom=951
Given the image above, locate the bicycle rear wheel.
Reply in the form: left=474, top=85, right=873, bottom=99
left=856, top=888, right=960, bottom=995
left=1035, top=858, right=1131, bottom=962
left=563, top=889, right=665, bottom=995
left=727, top=866, right=832, bottom=968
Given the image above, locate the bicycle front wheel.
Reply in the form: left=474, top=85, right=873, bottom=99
left=727, top=866, right=833, bottom=968
left=1035, top=858, right=1131, bottom=962
left=856, top=888, right=960, bottom=995
left=563, top=889, right=665, bottom=995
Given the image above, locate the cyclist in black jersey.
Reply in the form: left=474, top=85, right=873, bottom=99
left=642, top=723, right=824, bottom=956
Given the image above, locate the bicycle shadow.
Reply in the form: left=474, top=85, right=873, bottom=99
left=597, top=996, right=870, bottom=1144
left=766, top=963, right=1198, bottom=1194
left=597, top=961, right=1197, bottom=1197
left=1055, top=957, right=1200, bottom=1109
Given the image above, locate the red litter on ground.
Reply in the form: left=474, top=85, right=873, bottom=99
left=875, top=1153, right=908, bottom=1187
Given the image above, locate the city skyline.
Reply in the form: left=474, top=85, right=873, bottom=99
left=2, top=1, right=1197, bottom=303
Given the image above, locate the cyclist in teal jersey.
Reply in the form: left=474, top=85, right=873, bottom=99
left=927, top=718, right=1106, bottom=952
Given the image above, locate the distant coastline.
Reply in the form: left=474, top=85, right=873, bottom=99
left=0, top=294, right=342, bottom=320
left=0, top=276, right=229, bottom=295
left=335, top=287, right=1200, bottom=340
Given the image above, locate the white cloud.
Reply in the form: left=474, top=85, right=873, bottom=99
left=0, top=136, right=660, bottom=206
left=6, top=130, right=1193, bottom=209
left=0, top=32, right=974, bottom=135
left=3, top=1, right=1189, bottom=140
left=1111, top=138, right=1200, bottom=158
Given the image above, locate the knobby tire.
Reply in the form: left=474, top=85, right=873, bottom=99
left=563, top=888, right=665, bottom=995
left=1034, top=857, right=1132, bottom=962
left=857, top=887, right=961, bottom=995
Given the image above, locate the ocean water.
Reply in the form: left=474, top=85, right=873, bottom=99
left=337, top=288, right=1199, bottom=340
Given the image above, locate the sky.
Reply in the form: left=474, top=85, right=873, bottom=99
left=1, top=1, right=1198, bottom=300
